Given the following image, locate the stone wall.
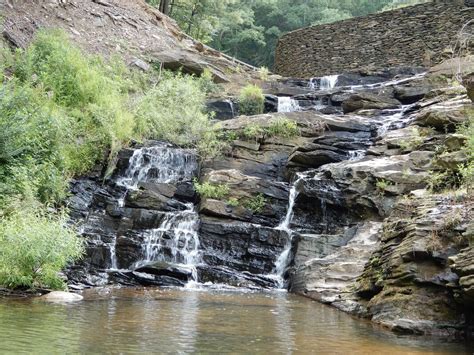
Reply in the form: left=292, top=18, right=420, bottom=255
left=274, top=2, right=473, bottom=78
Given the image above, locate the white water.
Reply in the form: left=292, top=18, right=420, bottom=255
left=309, top=75, right=339, bottom=90
left=109, top=236, right=118, bottom=270
left=348, top=72, right=426, bottom=91
left=117, top=145, right=198, bottom=189
left=278, top=96, right=301, bottom=113
left=112, top=145, right=201, bottom=281
left=320, top=75, right=339, bottom=90
left=273, top=172, right=310, bottom=286
left=348, top=150, right=366, bottom=161
left=139, top=204, right=201, bottom=280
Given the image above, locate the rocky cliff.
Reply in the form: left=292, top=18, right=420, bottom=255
left=4, top=0, right=474, bottom=340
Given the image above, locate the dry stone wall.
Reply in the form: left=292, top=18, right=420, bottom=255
left=274, top=2, right=473, bottom=78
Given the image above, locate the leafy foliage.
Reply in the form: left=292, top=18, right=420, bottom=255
left=0, top=30, right=223, bottom=289
left=239, top=84, right=264, bottom=116
left=267, top=118, right=299, bottom=138
left=243, top=193, right=267, bottom=213
left=193, top=179, right=230, bottom=199
left=0, top=200, right=84, bottom=290
left=146, top=0, right=429, bottom=68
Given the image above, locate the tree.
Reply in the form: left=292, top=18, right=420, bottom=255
left=145, top=0, right=429, bottom=68
left=159, top=0, right=172, bottom=15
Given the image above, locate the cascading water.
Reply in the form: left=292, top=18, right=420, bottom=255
left=272, top=172, right=309, bottom=287
left=320, top=75, right=339, bottom=90
left=278, top=96, right=301, bottom=113
left=309, top=75, right=339, bottom=90
left=118, top=145, right=197, bottom=189
left=112, top=144, right=201, bottom=281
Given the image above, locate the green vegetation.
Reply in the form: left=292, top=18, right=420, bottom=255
left=227, top=197, right=239, bottom=207
left=243, top=193, right=267, bottom=213
left=243, top=124, right=265, bottom=141
left=0, top=30, right=222, bottom=290
left=460, top=108, right=474, bottom=192
left=147, top=0, right=429, bottom=68
left=267, top=118, right=299, bottom=138
left=0, top=200, right=84, bottom=290
left=239, top=85, right=264, bottom=116
left=193, top=179, right=230, bottom=199
left=375, top=179, right=393, bottom=194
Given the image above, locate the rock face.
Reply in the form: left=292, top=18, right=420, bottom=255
left=64, top=59, right=473, bottom=338
left=274, top=2, right=473, bottom=77
left=355, top=194, right=472, bottom=337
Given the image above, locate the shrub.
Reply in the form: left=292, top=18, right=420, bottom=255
left=258, top=66, right=269, bottom=81
left=193, top=179, right=230, bottom=199
left=134, top=73, right=212, bottom=145
left=239, top=84, right=264, bottom=116
left=198, top=68, right=218, bottom=94
left=227, top=197, right=239, bottom=207
left=0, top=200, right=84, bottom=290
left=243, top=193, right=267, bottom=213
left=267, top=118, right=299, bottom=138
left=243, top=124, right=265, bottom=142
left=375, top=179, right=392, bottom=194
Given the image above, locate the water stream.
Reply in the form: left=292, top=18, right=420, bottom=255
left=106, top=144, right=201, bottom=279
left=0, top=288, right=470, bottom=354
left=277, top=96, right=301, bottom=112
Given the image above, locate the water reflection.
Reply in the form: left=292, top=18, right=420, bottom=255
left=0, top=288, right=471, bottom=354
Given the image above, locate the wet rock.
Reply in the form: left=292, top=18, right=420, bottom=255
left=39, top=291, right=83, bottom=303
left=264, top=94, right=279, bottom=113
left=355, top=194, right=472, bottom=337
left=196, top=265, right=279, bottom=289
left=342, top=93, right=401, bottom=113
left=199, top=217, right=288, bottom=274
left=134, top=261, right=194, bottom=282
left=207, top=99, right=236, bottom=120
left=393, top=84, right=430, bottom=104
left=289, top=146, right=347, bottom=168
left=111, top=271, right=186, bottom=287
left=291, top=222, right=382, bottom=311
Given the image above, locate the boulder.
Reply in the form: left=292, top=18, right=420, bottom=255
left=206, top=99, right=236, bottom=120
left=39, top=291, right=83, bottom=303
left=393, top=84, right=430, bottom=104
left=342, top=93, right=401, bottom=113
left=134, top=261, right=194, bottom=282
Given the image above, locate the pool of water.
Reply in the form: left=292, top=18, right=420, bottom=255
left=0, top=287, right=471, bottom=354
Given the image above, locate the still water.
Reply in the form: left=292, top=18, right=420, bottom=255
left=0, top=287, right=471, bottom=354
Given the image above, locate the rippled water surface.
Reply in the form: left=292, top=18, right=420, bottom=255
left=0, top=288, right=471, bottom=354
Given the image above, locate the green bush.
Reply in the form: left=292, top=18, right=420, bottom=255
left=267, top=118, right=299, bottom=138
left=243, top=193, right=267, bottom=213
left=243, top=124, right=265, bottom=142
left=193, top=179, right=230, bottom=200
left=239, top=84, right=264, bottom=116
left=0, top=200, right=84, bottom=290
left=135, top=72, right=213, bottom=146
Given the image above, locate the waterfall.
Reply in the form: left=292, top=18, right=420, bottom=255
left=117, top=145, right=198, bottom=189
left=320, top=75, right=339, bottom=90
left=273, top=172, right=309, bottom=286
left=278, top=96, right=301, bottom=113
left=226, top=99, right=236, bottom=118
left=309, top=75, right=339, bottom=90
left=109, top=236, right=118, bottom=270
left=113, top=144, right=201, bottom=281
left=138, top=205, right=201, bottom=280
